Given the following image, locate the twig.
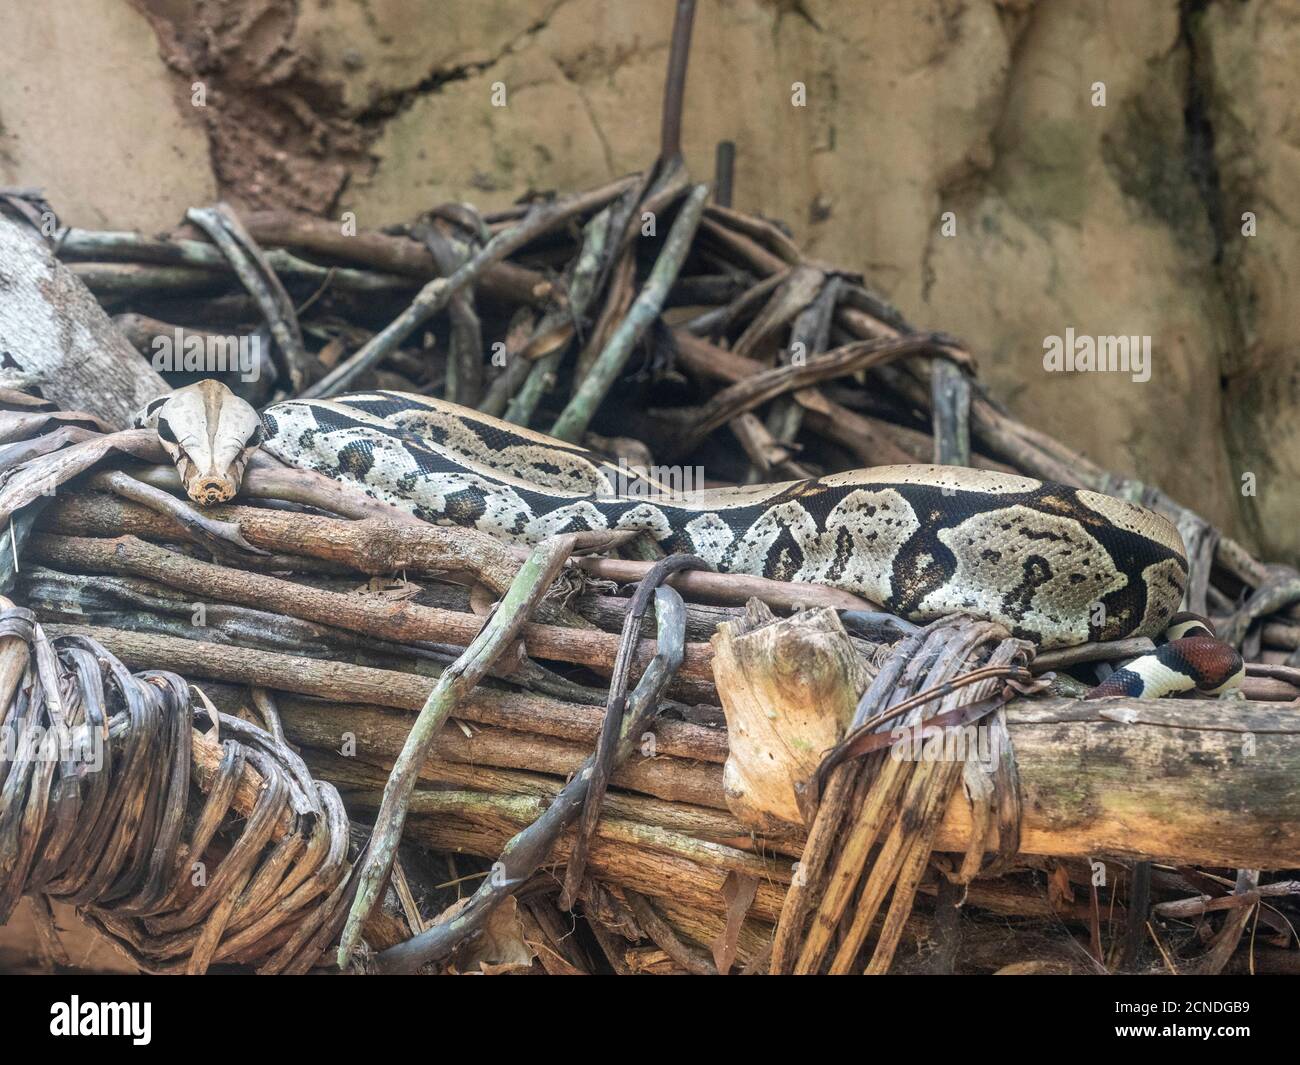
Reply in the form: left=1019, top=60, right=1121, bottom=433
left=373, top=583, right=689, bottom=973
left=549, top=183, right=710, bottom=442
left=661, top=332, right=951, bottom=459
left=588, top=917, right=637, bottom=975
left=930, top=357, right=971, bottom=466
left=705, top=204, right=804, bottom=267
left=504, top=206, right=614, bottom=427
left=1221, top=576, right=1300, bottom=648
left=713, top=141, right=735, bottom=207
left=761, top=274, right=842, bottom=469
left=59, top=230, right=413, bottom=295
left=1118, top=861, right=1151, bottom=972
left=560, top=554, right=708, bottom=908
left=86, top=470, right=265, bottom=557
left=336, top=533, right=581, bottom=964
left=659, top=0, right=698, bottom=163
left=249, top=687, right=285, bottom=745
left=1088, top=874, right=1105, bottom=964
left=732, top=265, right=825, bottom=361
left=414, top=220, right=484, bottom=406
left=305, top=183, right=632, bottom=398
left=1195, top=869, right=1261, bottom=974
left=624, top=888, right=715, bottom=974
left=1032, top=637, right=1156, bottom=672
left=186, top=205, right=310, bottom=392
left=573, top=554, right=880, bottom=611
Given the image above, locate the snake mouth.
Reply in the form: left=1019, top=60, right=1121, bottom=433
left=188, top=476, right=237, bottom=506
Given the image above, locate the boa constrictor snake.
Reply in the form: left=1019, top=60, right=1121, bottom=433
left=134, top=381, right=1244, bottom=701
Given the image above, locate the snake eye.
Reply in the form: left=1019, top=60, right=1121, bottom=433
left=156, top=417, right=178, bottom=445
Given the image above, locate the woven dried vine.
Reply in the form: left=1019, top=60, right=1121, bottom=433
left=0, top=606, right=351, bottom=973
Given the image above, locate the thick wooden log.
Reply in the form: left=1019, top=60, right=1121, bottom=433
left=710, top=608, right=1300, bottom=869
left=37, top=623, right=1300, bottom=868
left=934, top=697, right=1300, bottom=869
left=0, top=215, right=166, bottom=425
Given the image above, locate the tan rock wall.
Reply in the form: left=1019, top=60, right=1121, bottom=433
left=1198, top=0, right=1300, bottom=561
left=1, top=0, right=1294, bottom=559
left=0, top=0, right=216, bottom=228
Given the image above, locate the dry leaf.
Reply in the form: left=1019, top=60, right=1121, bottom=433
left=443, top=896, right=537, bottom=975
left=713, top=871, right=759, bottom=974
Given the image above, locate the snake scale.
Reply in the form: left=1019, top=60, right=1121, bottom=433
left=135, top=381, right=1244, bottom=699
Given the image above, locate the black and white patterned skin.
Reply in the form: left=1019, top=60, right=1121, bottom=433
left=261, top=390, right=1188, bottom=650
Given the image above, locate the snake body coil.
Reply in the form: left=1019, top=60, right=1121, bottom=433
left=136, top=382, right=1243, bottom=698
left=260, top=390, right=1190, bottom=652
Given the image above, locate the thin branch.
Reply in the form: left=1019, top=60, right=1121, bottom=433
left=336, top=533, right=581, bottom=964
left=86, top=470, right=265, bottom=557
left=186, top=205, right=310, bottom=392
left=560, top=554, right=708, bottom=908
left=373, top=583, right=689, bottom=973
left=625, top=888, right=715, bottom=974
left=304, top=181, right=636, bottom=398
left=659, top=0, right=699, bottom=162
left=549, top=183, right=710, bottom=442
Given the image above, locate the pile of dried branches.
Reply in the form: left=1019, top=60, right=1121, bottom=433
left=0, top=1, right=1298, bottom=975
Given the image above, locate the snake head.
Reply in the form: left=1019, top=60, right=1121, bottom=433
left=133, top=380, right=265, bottom=505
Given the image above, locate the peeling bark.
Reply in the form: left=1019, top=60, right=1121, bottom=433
left=0, top=216, right=166, bottom=426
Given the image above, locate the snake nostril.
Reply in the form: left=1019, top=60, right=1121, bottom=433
left=190, top=477, right=235, bottom=506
